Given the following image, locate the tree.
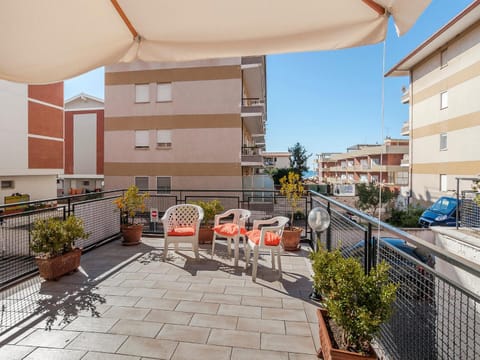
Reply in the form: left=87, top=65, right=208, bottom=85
left=288, top=142, right=311, bottom=179
left=356, top=182, right=396, bottom=217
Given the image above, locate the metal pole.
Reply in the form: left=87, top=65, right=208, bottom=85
left=456, top=177, right=460, bottom=229
left=326, top=202, right=332, bottom=251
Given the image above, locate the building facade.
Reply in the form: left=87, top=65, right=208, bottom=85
left=319, top=138, right=409, bottom=189
left=62, top=93, right=104, bottom=196
left=104, top=57, right=266, bottom=191
left=262, top=151, right=291, bottom=170
left=386, top=3, right=480, bottom=204
left=0, top=81, right=63, bottom=205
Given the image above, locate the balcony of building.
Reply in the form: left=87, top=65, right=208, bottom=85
left=0, top=189, right=478, bottom=359
left=401, top=120, right=409, bottom=136
left=241, top=146, right=264, bottom=167
left=401, top=154, right=410, bottom=166
left=401, top=86, right=410, bottom=104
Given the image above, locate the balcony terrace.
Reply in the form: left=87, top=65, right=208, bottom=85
left=1, top=189, right=479, bottom=359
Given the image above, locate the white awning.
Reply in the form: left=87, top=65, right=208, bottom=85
left=0, top=0, right=430, bottom=84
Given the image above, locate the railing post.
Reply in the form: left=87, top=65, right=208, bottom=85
left=366, top=223, right=372, bottom=274
left=456, top=177, right=460, bottom=229
left=326, top=202, right=332, bottom=252
left=67, top=197, right=72, bottom=217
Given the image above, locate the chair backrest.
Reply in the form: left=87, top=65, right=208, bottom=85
left=162, top=204, right=204, bottom=232
left=253, top=216, right=289, bottom=246
left=215, top=208, right=251, bottom=228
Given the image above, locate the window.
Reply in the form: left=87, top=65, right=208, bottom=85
left=440, top=174, right=447, bottom=192
left=440, top=133, right=447, bottom=151
left=156, top=177, right=171, bottom=194
left=156, top=130, right=172, bottom=148
left=440, top=49, right=448, bottom=68
left=135, top=130, right=150, bottom=149
left=440, top=91, right=448, bottom=109
left=135, top=176, right=149, bottom=190
left=1, top=180, right=14, bottom=189
left=397, top=171, right=409, bottom=185
left=371, top=158, right=380, bottom=167
left=157, top=83, right=172, bottom=102
left=135, top=84, right=150, bottom=103
left=360, top=159, right=368, bottom=169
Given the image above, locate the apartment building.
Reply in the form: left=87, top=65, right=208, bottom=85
left=316, top=153, right=340, bottom=183
left=386, top=2, right=480, bottom=204
left=320, top=138, right=409, bottom=189
left=0, top=81, right=63, bottom=205
left=262, top=151, right=291, bottom=170
left=104, top=57, right=266, bottom=191
left=61, top=93, right=104, bottom=196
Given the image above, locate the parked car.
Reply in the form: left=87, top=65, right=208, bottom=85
left=418, top=196, right=458, bottom=228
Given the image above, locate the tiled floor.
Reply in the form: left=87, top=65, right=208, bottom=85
left=0, top=237, right=321, bottom=359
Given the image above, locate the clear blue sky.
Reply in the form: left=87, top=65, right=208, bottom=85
left=64, top=0, right=474, bottom=168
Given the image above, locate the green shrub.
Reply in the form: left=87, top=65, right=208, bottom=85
left=387, top=205, right=425, bottom=228
left=189, top=200, right=224, bottom=226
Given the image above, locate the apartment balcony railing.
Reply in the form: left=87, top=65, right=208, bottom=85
left=401, top=120, right=410, bottom=136
left=1, top=189, right=479, bottom=359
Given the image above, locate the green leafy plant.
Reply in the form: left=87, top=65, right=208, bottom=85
left=356, top=182, right=396, bottom=217
left=473, top=180, right=480, bottom=206
left=30, top=215, right=89, bottom=259
left=114, top=185, right=149, bottom=225
left=387, top=205, right=425, bottom=228
left=279, top=171, right=305, bottom=228
left=189, top=199, right=224, bottom=226
left=310, top=247, right=398, bottom=355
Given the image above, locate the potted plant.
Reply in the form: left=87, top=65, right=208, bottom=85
left=114, top=185, right=149, bottom=245
left=189, top=199, right=224, bottom=244
left=310, top=247, right=398, bottom=359
left=30, top=215, right=89, bottom=280
left=279, top=171, right=304, bottom=250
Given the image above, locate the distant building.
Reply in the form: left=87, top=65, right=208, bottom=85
left=0, top=81, right=63, bottom=204
left=320, top=138, right=409, bottom=190
left=104, top=57, right=266, bottom=191
left=386, top=2, right=480, bottom=204
left=316, top=153, right=340, bottom=183
left=262, top=151, right=291, bottom=170
left=62, top=93, right=104, bottom=196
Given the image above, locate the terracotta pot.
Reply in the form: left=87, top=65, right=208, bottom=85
left=198, top=226, right=214, bottom=244
left=282, top=227, right=302, bottom=251
left=35, top=248, right=82, bottom=281
left=316, top=308, right=377, bottom=360
left=121, top=223, right=143, bottom=245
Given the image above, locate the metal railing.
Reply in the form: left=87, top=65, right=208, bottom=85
left=456, top=177, right=480, bottom=231
left=310, top=191, right=480, bottom=360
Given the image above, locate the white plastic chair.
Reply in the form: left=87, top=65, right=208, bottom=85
left=161, top=204, right=204, bottom=261
left=245, top=216, right=289, bottom=281
left=211, top=209, right=251, bottom=267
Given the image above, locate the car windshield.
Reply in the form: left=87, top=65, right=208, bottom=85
left=429, top=197, right=456, bottom=215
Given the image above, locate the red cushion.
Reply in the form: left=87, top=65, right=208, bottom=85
left=168, top=226, right=195, bottom=236
left=245, top=229, right=281, bottom=246
left=213, top=223, right=247, bottom=236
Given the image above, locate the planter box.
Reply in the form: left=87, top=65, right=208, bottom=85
left=35, top=248, right=82, bottom=281
left=121, top=223, right=143, bottom=245
left=317, top=308, right=376, bottom=360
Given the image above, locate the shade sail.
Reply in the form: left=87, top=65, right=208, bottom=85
left=0, top=0, right=430, bottom=84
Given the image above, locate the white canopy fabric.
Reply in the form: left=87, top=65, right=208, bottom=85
left=0, top=0, right=430, bottom=84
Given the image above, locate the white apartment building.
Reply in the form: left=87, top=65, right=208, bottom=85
left=386, top=3, right=480, bottom=204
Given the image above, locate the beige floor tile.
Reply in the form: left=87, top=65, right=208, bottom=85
left=94, top=286, right=133, bottom=296
left=211, top=278, right=246, bottom=287
left=24, top=348, right=86, bottom=360
left=157, top=324, right=210, bottom=343
left=125, top=287, right=167, bottom=298
left=285, top=322, right=312, bottom=336
left=0, top=345, right=35, bottom=359
left=144, top=309, right=193, bottom=325
left=196, top=270, right=231, bottom=279
left=175, top=300, right=220, bottom=314
left=207, top=328, right=260, bottom=349
left=190, top=314, right=238, bottom=330
left=81, top=352, right=140, bottom=360
left=241, top=295, right=283, bottom=308
left=225, top=286, right=262, bottom=296
left=262, top=308, right=307, bottom=322
left=231, top=347, right=289, bottom=360
left=152, top=280, right=190, bottom=291
left=117, top=336, right=177, bottom=359
left=288, top=353, right=320, bottom=360
left=171, top=342, right=231, bottom=360
left=188, top=283, right=226, bottom=294
left=120, top=279, right=156, bottom=288
left=163, top=290, right=203, bottom=301
left=63, top=316, right=118, bottom=332
left=109, top=319, right=163, bottom=338
left=104, top=295, right=140, bottom=307
left=261, top=334, right=316, bottom=354
left=134, top=297, right=179, bottom=310
left=202, top=293, right=242, bottom=305
left=236, top=318, right=285, bottom=335
left=111, top=272, right=149, bottom=281
left=218, top=304, right=261, bottom=318
left=18, top=329, right=80, bottom=348
left=282, top=298, right=305, bottom=309
left=102, top=306, right=150, bottom=320
left=144, top=273, right=179, bottom=282
left=66, top=332, right=128, bottom=352
left=177, top=275, right=212, bottom=284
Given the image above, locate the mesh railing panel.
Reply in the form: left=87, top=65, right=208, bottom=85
left=460, top=192, right=480, bottom=230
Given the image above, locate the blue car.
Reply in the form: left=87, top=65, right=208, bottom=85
left=418, top=196, right=458, bottom=228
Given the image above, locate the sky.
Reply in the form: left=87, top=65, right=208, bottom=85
left=64, top=0, right=474, bottom=168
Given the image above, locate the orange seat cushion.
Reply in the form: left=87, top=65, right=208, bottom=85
left=167, top=226, right=195, bottom=236
left=245, top=229, right=281, bottom=246
left=213, top=223, right=247, bottom=236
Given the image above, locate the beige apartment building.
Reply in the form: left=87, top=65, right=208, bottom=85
left=104, top=57, right=266, bottom=191
left=387, top=3, right=480, bottom=204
